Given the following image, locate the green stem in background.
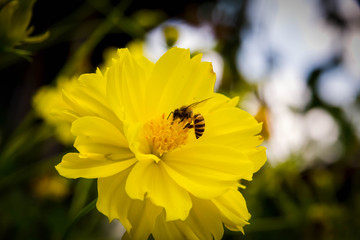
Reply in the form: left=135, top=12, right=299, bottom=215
left=62, top=198, right=97, bottom=240
left=69, top=178, right=95, bottom=218
left=7, top=109, right=36, bottom=140
left=0, top=122, right=53, bottom=174
left=0, top=154, right=60, bottom=190
left=86, top=0, right=145, bottom=39
left=57, top=0, right=132, bottom=78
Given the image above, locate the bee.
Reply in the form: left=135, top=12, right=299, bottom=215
left=167, top=98, right=211, bottom=139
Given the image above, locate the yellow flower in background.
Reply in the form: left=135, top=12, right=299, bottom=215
left=55, top=47, right=266, bottom=239
left=32, top=77, right=77, bottom=145
left=32, top=174, right=70, bottom=200
left=255, top=105, right=270, bottom=141
left=163, top=25, right=179, bottom=47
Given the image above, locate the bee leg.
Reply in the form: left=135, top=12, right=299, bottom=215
left=167, top=111, right=173, bottom=120
left=183, top=123, right=194, bottom=129
left=187, top=111, right=193, bottom=121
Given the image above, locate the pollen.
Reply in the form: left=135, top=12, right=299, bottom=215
left=144, top=113, right=190, bottom=157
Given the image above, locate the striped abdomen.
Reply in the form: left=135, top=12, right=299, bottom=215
left=193, top=114, right=205, bottom=139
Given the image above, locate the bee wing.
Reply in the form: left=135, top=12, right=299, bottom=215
left=185, top=97, right=213, bottom=109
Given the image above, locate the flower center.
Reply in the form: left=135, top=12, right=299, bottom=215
left=144, top=114, right=190, bottom=157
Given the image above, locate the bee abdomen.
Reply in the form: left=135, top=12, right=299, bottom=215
left=194, top=114, right=205, bottom=139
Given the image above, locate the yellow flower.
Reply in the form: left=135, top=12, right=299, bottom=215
left=55, top=47, right=266, bottom=239
left=32, top=174, right=70, bottom=200
left=255, top=105, right=270, bottom=140
left=32, top=77, right=77, bottom=145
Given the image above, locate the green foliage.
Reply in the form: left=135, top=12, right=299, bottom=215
left=0, top=0, right=49, bottom=59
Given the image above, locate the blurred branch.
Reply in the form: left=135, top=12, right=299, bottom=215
left=0, top=154, right=59, bottom=190
left=87, top=0, right=146, bottom=38
left=215, top=0, right=251, bottom=96
left=57, top=0, right=132, bottom=78
left=0, top=122, right=53, bottom=174
left=69, top=179, right=95, bottom=217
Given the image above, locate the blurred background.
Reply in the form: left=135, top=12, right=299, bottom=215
left=1, top=0, right=360, bottom=239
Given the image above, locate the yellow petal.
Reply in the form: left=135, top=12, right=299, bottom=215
left=62, top=72, right=119, bottom=124
left=182, top=197, right=224, bottom=240
left=145, top=48, right=216, bottom=120
left=74, top=137, right=132, bottom=160
left=97, top=169, right=162, bottom=239
left=55, top=153, right=136, bottom=179
left=78, top=69, right=107, bottom=97
left=202, top=94, right=239, bottom=112
left=71, top=116, right=127, bottom=148
left=203, top=107, right=263, bottom=149
left=152, top=212, right=187, bottom=240
left=124, top=198, right=163, bottom=240
left=245, top=146, right=267, bottom=173
left=122, top=121, right=155, bottom=162
left=71, top=116, right=132, bottom=160
left=106, top=49, right=154, bottom=123
left=211, top=188, right=250, bottom=233
left=97, top=168, right=132, bottom=229
left=125, top=160, right=192, bottom=221
left=153, top=197, right=223, bottom=240
left=162, top=144, right=253, bottom=199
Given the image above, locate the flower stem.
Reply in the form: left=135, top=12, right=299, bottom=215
left=62, top=198, right=97, bottom=240
left=69, top=178, right=94, bottom=217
